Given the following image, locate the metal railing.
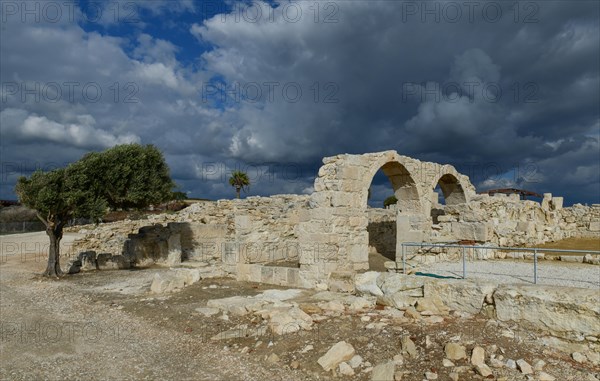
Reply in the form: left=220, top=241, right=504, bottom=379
left=400, top=242, right=600, bottom=284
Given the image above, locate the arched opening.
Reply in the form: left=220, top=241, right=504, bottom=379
left=365, top=161, right=420, bottom=271
left=431, top=173, right=466, bottom=223
left=431, top=183, right=446, bottom=223
left=436, top=173, right=467, bottom=205
left=380, top=161, right=422, bottom=213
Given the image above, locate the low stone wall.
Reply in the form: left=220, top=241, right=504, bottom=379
left=67, top=195, right=310, bottom=279
left=355, top=272, right=600, bottom=342
left=0, top=221, right=46, bottom=235
left=237, top=263, right=301, bottom=287
left=398, top=245, right=600, bottom=266
left=439, top=195, right=600, bottom=246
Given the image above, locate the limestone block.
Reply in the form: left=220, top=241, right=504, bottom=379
left=349, top=245, right=368, bottom=263
left=560, top=255, right=584, bottom=263
left=339, top=166, right=362, bottom=180
left=235, top=263, right=251, bottom=282
left=494, top=285, right=600, bottom=339
left=378, top=293, right=418, bottom=309
left=297, top=209, right=311, bottom=223
left=445, top=343, right=467, bottom=360
left=303, top=233, right=333, bottom=244
left=370, top=361, right=395, bottom=381
left=516, top=221, right=535, bottom=235
left=355, top=271, right=383, bottom=296
left=317, top=341, right=356, bottom=372
left=150, top=273, right=172, bottom=293
left=318, top=163, right=335, bottom=177
left=309, top=192, right=332, bottom=208
left=329, top=272, right=355, bottom=293
left=551, top=197, right=563, bottom=210
left=330, top=192, right=359, bottom=207
left=287, top=268, right=300, bottom=286
left=541, top=193, right=552, bottom=211
left=437, top=215, right=457, bottom=223
left=97, top=253, right=121, bottom=270
left=79, top=251, right=97, bottom=271
left=451, top=222, right=489, bottom=242
left=298, top=268, right=319, bottom=289
left=423, top=279, right=497, bottom=315
left=167, top=233, right=182, bottom=266
left=509, top=193, right=520, bottom=201
left=376, top=273, right=427, bottom=295
left=473, top=245, right=495, bottom=260
left=150, top=269, right=200, bottom=294
left=261, top=266, right=274, bottom=284
left=589, top=221, right=600, bottom=232
left=221, top=242, right=240, bottom=265
left=273, top=267, right=289, bottom=285
left=268, top=307, right=313, bottom=335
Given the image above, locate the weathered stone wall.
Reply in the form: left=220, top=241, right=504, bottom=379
left=367, top=208, right=396, bottom=258
left=67, top=200, right=228, bottom=261
left=298, top=151, right=477, bottom=288
left=435, top=194, right=600, bottom=247
left=68, top=195, right=309, bottom=283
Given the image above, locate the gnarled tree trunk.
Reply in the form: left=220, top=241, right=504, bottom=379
left=44, top=223, right=64, bottom=277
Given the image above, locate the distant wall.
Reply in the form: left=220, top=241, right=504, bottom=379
left=0, top=221, right=46, bottom=235
left=0, top=205, right=45, bottom=234
left=437, top=194, right=600, bottom=247
left=367, top=208, right=396, bottom=258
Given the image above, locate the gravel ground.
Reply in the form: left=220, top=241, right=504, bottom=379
left=416, top=260, right=600, bottom=289
left=2, top=232, right=600, bottom=380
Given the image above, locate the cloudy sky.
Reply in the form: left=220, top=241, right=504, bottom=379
left=1, top=0, right=598, bottom=206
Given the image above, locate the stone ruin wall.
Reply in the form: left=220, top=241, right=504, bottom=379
left=295, top=151, right=478, bottom=288
left=433, top=194, right=600, bottom=247
left=367, top=208, right=396, bottom=258
left=67, top=195, right=309, bottom=278
left=67, top=150, right=599, bottom=289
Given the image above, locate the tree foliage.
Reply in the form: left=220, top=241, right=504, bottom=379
left=228, top=170, right=250, bottom=199
left=71, top=144, right=175, bottom=209
left=15, top=144, right=175, bottom=277
left=171, top=191, right=188, bottom=201
left=383, top=195, right=398, bottom=208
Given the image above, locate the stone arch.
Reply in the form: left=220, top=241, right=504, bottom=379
left=362, top=158, right=422, bottom=213
left=299, top=151, right=476, bottom=288
left=310, top=151, right=423, bottom=212
left=431, top=171, right=467, bottom=205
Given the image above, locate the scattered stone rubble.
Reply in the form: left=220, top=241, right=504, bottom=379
left=189, top=276, right=599, bottom=380
left=356, top=271, right=600, bottom=342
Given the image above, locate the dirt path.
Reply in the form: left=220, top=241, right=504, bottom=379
left=0, top=233, right=289, bottom=381
left=535, top=237, right=600, bottom=253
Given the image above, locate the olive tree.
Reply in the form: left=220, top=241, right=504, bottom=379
left=383, top=195, right=398, bottom=208
left=15, top=144, right=175, bottom=277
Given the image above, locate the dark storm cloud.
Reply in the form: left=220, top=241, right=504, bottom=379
left=1, top=0, right=598, bottom=205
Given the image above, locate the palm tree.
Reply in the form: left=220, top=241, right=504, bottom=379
left=228, top=170, right=250, bottom=199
